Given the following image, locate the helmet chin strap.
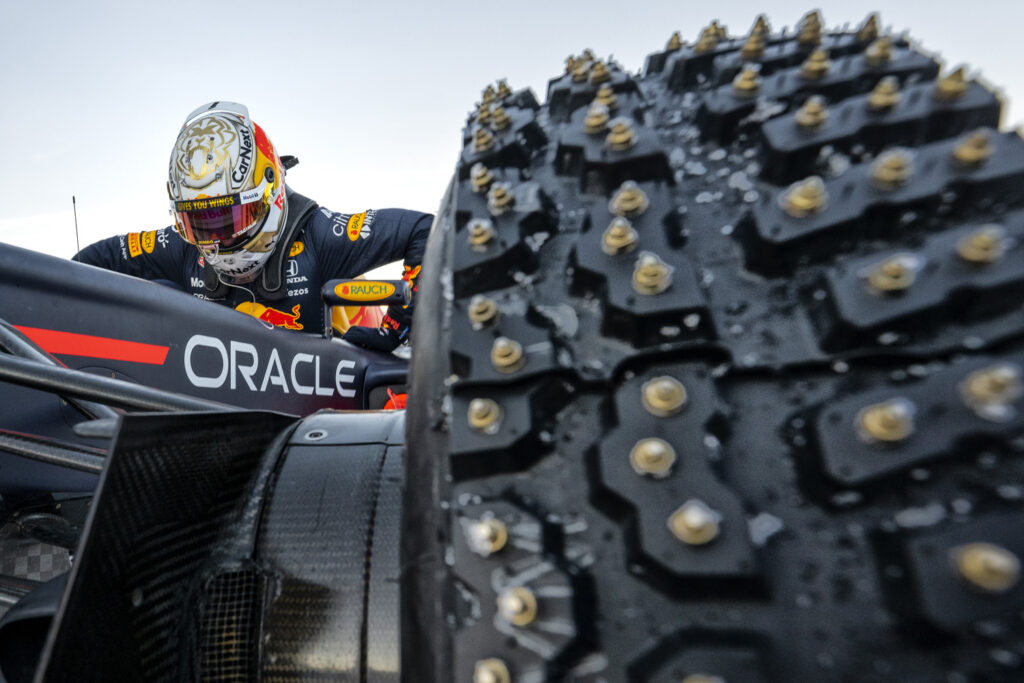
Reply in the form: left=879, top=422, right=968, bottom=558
left=202, top=242, right=259, bottom=283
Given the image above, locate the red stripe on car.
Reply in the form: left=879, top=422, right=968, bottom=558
left=14, top=326, right=170, bottom=365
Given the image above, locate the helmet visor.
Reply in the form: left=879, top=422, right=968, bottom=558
left=172, top=188, right=270, bottom=250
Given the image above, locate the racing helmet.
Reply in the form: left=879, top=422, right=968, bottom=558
left=167, top=102, right=286, bottom=281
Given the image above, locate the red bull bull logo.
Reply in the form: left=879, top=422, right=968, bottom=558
left=235, top=302, right=303, bottom=330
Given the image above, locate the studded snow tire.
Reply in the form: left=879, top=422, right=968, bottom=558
left=404, top=12, right=1024, bottom=683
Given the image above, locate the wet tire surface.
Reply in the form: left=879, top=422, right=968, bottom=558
left=405, top=12, right=1024, bottom=682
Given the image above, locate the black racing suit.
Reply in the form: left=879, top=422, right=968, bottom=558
left=76, top=198, right=431, bottom=349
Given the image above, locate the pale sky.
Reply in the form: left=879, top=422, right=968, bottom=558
left=2, top=0, right=1022, bottom=262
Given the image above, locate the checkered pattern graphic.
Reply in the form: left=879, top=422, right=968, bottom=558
left=0, top=533, right=71, bottom=582
left=0, top=530, right=71, bottom=620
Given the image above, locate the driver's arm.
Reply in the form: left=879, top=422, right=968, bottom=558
left=309, top=207, right=431, bottom=351
left=74, top=226, right=189, bottom=284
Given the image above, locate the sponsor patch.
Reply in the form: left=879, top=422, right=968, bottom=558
left=346, top=212, right=367, bottom=241
left=127, top=233, right=143, bottom=258
left=235, top=302, right=303, bottom=330
left=175, top=196, right=237, bottom=212
left=232, top=127, right=253, bottom=183
left=335, top=281, right=395, bottom=302
left=325, top=208, right=375, bottom=239
left=183, top=334, right=356, bottom=397
left=141, top=231, right=156, bottom=254
left=289, top=241, right=304, bottom=257
left=239, top=188, right=262, bottom=204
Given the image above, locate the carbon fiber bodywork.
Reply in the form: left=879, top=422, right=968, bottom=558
left=27, top=409, right=405, bottom=682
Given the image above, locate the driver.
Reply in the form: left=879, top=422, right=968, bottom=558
left=74, top=101, right=430, bottom=352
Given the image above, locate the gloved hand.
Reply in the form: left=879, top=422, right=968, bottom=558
left=342, top=310, right=409, bottom=352
left=342, top=324, right=402, bottom=352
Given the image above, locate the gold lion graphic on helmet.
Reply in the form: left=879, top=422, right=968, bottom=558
left=175, top=116, right=238, bottom=189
